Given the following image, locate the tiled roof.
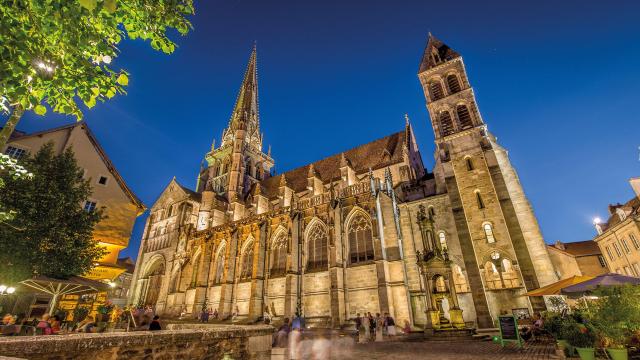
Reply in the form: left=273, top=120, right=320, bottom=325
left=418, top=34, right=461, bottom=73
left=603, top=196, right=640, bottom=231
left=549, top=240, right=602, bottom=257
left=257, top=130, right=407, bottom=199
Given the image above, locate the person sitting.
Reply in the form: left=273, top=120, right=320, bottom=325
left=76, top=316, right=96, bottom=333
left=149, top=315, right=161, bottom=331
left=50, top=315, right=62, bottom=334
left=1, top=314, right=18, bottom=336
left=36, top=314, right=52, bottom=335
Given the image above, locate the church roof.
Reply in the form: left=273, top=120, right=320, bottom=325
left=418, top=34, right=461, bottom=74
left=258, top=130, right=407, bottom=198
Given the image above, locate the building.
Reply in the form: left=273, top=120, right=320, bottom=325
left=593, top=178, right=640, bottom=276
left=547, top=240, right=608, bottom=279
left=130, top=35, right=557, bottom=330
left=3, top=122, right=145, bottom=316
left=108, top=257, right=136, bottom=307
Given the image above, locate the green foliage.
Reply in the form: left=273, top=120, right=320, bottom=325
left=543, top=312, right=566, bottom=339
left=0, top=154, right=32, bottom=222
left=97, top=301, right=115, bottom=315
left=0, top=143, right=106, bottom=283
left=73, top=306, right=91, bottom=322
left=0, top=0, right=194, bottom=145
left=589, top=285, right=640, bottom=348
left=566, top=323, right=597, bottom=348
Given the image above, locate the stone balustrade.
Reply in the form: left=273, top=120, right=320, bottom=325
left=0, top=324, right=273, bottom=360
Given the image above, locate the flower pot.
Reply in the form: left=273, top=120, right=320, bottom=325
left=557, top=340, right=573, bottom=357
left=576, top=347, right=595, bottom=360
left=606, top=348, right=628, bottom=360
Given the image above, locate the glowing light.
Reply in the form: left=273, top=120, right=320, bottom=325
left=593, top=217, right=602, bottom=225
left=0, top=285, right=6, bottom=293
left=108, top=282, right=116, bottom=288
left=6, top=287, right=15, bottom=294
left=102, top=55, right=112, bottom=64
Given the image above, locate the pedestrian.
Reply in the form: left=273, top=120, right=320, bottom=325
left=213, top=308, right=219, bottom=320
left=403, top=319, right=411, bottom=334
left=375, top=313, right=384, bottom=342
left=36, top=314, right=52, bottom=335
left=385, top=313, right=396, bottom=336
left=288, top=327, right=302, bottom=359
left=149, top=315, right=162, bottom=330
left=362, top=313, right=370, bottom=342
left=354, top=313, right=361, bottom=337
left=368, top=312, right=375, bottom=340
left=275, top=317, right=291, bottom=348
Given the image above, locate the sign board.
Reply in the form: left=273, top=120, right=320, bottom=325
left=498, top=315, right=522, bottom=348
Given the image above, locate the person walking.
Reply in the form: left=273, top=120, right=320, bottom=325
left=385, top=313, right=396, bottom=336
left=368, top=312, right=375, bottom=341
left=362, top=313, right=370, bottom=342
left=354, top=313, right=362, bottom=341
left=375, top=313, right=384, bottom=342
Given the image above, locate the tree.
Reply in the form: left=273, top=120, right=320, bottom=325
left=0, top=153, right=32, bottom=223
left=0, top=0, right=194, bottom=148
left=0, top=143, right=106, bottom=283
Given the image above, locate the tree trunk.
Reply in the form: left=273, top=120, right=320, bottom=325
left=0, top=104, right=25, bottom=150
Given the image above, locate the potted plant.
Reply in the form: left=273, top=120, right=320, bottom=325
left=96, top=301, right=115, bottom=322
left=558, top=317, right=579, bottom=357
left=567, top=324, right=597, bottom=360
left=589, top=285, right=640, bottom=360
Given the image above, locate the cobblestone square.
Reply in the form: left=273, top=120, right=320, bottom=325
left=286, top=338, right=557, bottom=360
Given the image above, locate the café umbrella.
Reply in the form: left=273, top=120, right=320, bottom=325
left=560, top=273, right=640, bottom=295
left=523, top=275, right=594, bottom=296
left=20, top=275, right=110, bottom=315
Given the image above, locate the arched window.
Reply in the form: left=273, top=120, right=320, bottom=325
left=484, top=261, right=502, bottom=290
left=456, top=105, right=473, bottom=129
left=501, top=258, right=521, bottom=288
left=348, top=212, right=374, bottom=264
left=447, top=74, right=461, bottom=93
left=270, top=234, right=288, bottom=277
left=213, top=246, right=226, bottom=284
left=307, top=223, right=329, bottom=271
left=465, top=157, right=474, bottom=171
left=438, top=231, right=447, bottom=250
left=475, top=191, right=485, bottom=209
left=439, top=111, right=455, bottom=137
left=429, top=81, right=444, bottom=101
left=483, top=223, right=495, bottom=243
left=240, top=242, right=254, bottom=280
left=453, top=265, right=470, bottom=293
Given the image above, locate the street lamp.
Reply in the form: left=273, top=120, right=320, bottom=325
left=0, top=285, right=16, bottom=295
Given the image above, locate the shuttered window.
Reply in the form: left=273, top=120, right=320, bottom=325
left=456, top=105, right=473, bottom=129
left=439, top=111, right=455, bottom=137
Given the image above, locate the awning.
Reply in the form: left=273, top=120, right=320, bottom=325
left=523, top=275, right=594, bottom=296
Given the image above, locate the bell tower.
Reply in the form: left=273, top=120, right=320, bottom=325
left=418, top=34, right=558, bottom=327
left=197, top=45, right=274, bottom=200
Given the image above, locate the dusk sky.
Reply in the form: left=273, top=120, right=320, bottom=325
left=6, top=0, right=640, bottom=259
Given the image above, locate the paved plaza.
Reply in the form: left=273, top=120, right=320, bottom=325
left=281, top=338, right=557, bottom=360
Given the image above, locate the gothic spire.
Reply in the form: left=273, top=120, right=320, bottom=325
left=220, top=44, right=261, bottom=149
left=418, top=33, right=461, bottom=74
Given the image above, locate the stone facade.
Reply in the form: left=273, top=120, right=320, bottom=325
left=593, top=178, right=640, bottom=276
left=130, top=36, right=557, bottom=330
left=0, top=325, right=272, bottom=360
left=546, top=240, right=609, bottom=279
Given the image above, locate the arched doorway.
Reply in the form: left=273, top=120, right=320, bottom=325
left=142, top=259, right=165, bottom=306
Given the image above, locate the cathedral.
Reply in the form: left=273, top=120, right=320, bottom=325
left=129, top=35, right=558, bottom=330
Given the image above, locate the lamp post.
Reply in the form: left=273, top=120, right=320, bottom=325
left=0, top=284, right=16, bottom=314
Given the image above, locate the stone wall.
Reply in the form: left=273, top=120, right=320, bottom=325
left=0, top=325, right=272, bottom=360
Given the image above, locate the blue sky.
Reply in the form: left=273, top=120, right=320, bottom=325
left=7, top=0, right=640, bottom=259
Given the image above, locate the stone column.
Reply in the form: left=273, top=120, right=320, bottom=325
left=219, top=230, right=238, bottom=318
left=249, top=224, right=267, bottom=321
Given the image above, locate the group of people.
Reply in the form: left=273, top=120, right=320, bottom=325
left=199, top=308, right=219, bottom=322
left=354, top=312, right=397, bottom=343
left=1, top=313, right=76, bottom=335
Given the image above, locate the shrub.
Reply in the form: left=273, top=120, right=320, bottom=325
left=73, top=306, right=90, bottom=322
left=566, top=324, right=597, bottom=348
left=589, top=285, right=640, bottom=348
